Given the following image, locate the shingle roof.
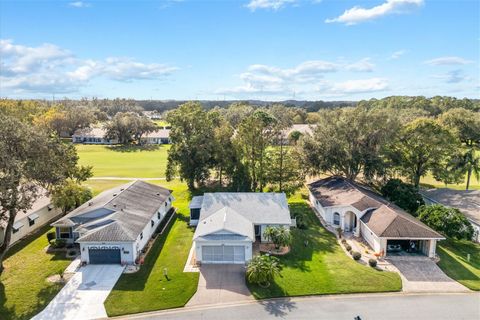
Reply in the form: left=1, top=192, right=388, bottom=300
left=199, top=192, right=291, bottom=225
left=193, top=207, right=254, bottom=241
left=308, top=176, right=444, bottom=239
left=72, top=127, right=107, bottom=138
left=52, top=180, right=172, bottom=242
left=421, top=189, right=480, bottom=226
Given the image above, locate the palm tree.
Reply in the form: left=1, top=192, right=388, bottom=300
left=462, top=149, right=480, bottom=190
left=246, top=255, right=281, bottom=288
left=263, top=226, right=292, bottom=249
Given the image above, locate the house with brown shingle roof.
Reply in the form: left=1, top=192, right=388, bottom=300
left=307, top=176, right=444, bottom=258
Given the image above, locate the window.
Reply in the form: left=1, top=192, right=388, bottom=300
left=151, top=220, right=154, bottom=227
left=333, top=212, right=340, bottom=226
left=58, top=227, right=71, bottom=239
left=165, top=202, right=167, bottom=207
left=29, top=219, right=35, bottom=227
left=157, top=212, right=161, bottom=219
left=140, top=232, right=143, bottom=240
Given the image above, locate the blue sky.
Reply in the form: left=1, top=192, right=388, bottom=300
left=0, top=0, right=478, bottom=101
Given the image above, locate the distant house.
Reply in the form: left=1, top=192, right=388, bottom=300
left=51, top=181, right=173, bottom=265
left=421, top=189, right=480, bottom=243
left=143, top=110, right=162, bottom=120
left=190, top=193, right=294, bottom=264
left=0, top=192, right=61, bottom=246
left=307, top=176, right=444, bottom=258
left=72, top=127, right=117, bottom=144
left=284, top=124, right=315, bottom=137
left=72, top=126, right=171, bottom=145
left=140, top=127, right=171, bottom=144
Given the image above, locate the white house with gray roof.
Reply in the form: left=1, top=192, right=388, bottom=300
left=190, top=193, right=293, bottom=264
left=52, top=180, right=173, bottom=265
left=308, top=176, right=444, bottom=258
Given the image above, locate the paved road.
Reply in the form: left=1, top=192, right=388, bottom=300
left=112, top=293, right=480, bottom=320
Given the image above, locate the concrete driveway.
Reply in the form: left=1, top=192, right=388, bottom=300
left=387, top=257, right=470, bottom=293
left=187, top=264, right=253, bottom=306
left=32, top=264, right=125, bottom=320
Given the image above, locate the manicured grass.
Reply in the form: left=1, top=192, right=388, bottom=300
left=421, top=174, right=480, bottom=190
left=104, top=180, right=199, bottom=316
left=437, top=239, right=480, bottom=291
left=76, top=144, right=170, bottom=178
left=247, top=190, right=402, bottom=299
left=0, top=225, right=72, bottom=320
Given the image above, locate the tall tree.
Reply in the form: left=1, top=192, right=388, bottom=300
left=235, top=110, right=277, bottom=191
left=105, top=112, right=156, bottom=144
left=300, top=107, right=399, bottom=181
left=165, top=102, right=215, bottom=190
left=388, top=118, right=458, bottom=188
left=0, top=116, right=85, bottom=273
left=51, top=180, right=93, bottom=214
left=440, top=108, right=480, bottom=190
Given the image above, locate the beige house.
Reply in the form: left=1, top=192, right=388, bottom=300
left=0, top=193, right=61, bottom=246
left=308, top=176, right=444, bottom=258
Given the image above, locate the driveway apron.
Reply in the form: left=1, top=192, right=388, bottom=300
left=187, top=264, right=253, bottom=306
left=32, top=264, right=125, bottom=320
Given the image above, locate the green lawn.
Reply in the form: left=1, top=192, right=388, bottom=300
left=103, top=180, right=199, bottom=317
left=437, top=239, right=480, bottom=291
left=248, top=190, right=402, bottom=299
left=76, top=144, right=170, bottom=178
left=0, top=225, right=72, bottom=320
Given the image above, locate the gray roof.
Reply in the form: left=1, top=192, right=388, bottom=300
left=72, top=127, right=107, bottom=138
left=421, top=188, right=480, bottom=226
left=189, top=196, right=204, bottom=209
left=193, top=207, right=254, bottom=241
left=53, top=180, right=172, bottom=242
left=199, top=192, right=291, bottom=225
left=308, top=176, right=444, bottom=239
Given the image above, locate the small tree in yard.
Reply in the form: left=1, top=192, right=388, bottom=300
left=417, top=205, right=474, bottom=240
left=52, top=180, right=93, bottom=214
left=246, top=255, right=281, bottom=288
left=381, top=179, right=424, bottom=215
left=263, top=226, right=292, bottom=249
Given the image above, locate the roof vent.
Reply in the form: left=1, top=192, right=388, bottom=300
left=120, top=188, right=124, bottom=191
left=88, top=201, right=93, bottom=206
left=113, top=204, right=117, bottom=208
left=113, top=193, right=117, bottom=197
left=156, top=192, right=160, bottom=196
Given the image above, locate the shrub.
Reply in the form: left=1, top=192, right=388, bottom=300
left=263, top=226, right=292, bottom=249
left=381, top=179, right=424, bottom=215
left=345, top=244, right=352, bottom=252
left=68, top=250, right=77, bottom=256
left=49, top=239, right=67, bottom=248
left=352, top=251, right=361, bottom=260
left=417, top=204, right=474, bottom=240
left=246, top=255, right=282, bottom=287
left=341, top=239, right=347, bottom=244
left=46, top=231, right=56, bottom=242
left=368, top=258, right=377, bottom=267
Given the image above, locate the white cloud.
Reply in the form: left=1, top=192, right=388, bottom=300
left=329, top=78, right=389, bottom=93
left=433, top=69, right=471, bottom=84
left=325, top=0, right=424, bottom=25
left=424, top=56, right=474, bottom=66
left=246, top=0, right=296, bottom=11
left=69, top=1, right=90, bottom=8
left=345, top=58, right=375, bottom=72
left=0, top=39, right=177, bottom=94
left=390, top=50, right=406, bottom=59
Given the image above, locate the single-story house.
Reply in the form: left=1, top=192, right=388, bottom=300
left=143, top=110, right=162, bottom=120
left=72, top=127, right=118, bottom=144
left=72, top=127, right=171, bottom=145
left=190, top=193, right=293, bottom=264
left=51, top=180, right=173, bottom=265
left=421, top=188, right=480, bottom=243
left=0, top=192, right=61, bottom=246
left=307, top=176, right=444, bottom=258
left=140, top=127, right=171, bottom=144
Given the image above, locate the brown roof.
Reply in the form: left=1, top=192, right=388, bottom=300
left=308, top=176, right=444, bottom=239
left=421, top=188, right=480, bottom=226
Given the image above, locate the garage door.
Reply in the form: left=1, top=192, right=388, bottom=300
left=202, top=245, right=245, bottom=264
left=89, top=248, right=121, bottom=264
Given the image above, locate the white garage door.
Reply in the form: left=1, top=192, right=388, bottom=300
left=202, top=245, right=245, bottom=264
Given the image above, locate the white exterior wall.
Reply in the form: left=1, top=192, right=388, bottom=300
left=195, top=240, right=253, bottom=264
left=72, top=136, right=118, bottom=144
left=360, top=221, right=383, bottom=253
left=3, top=205, right=62, bottom=246
left=470, top=221, right=480, bottom=243
left=80, top=242, right=135, bottom=264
